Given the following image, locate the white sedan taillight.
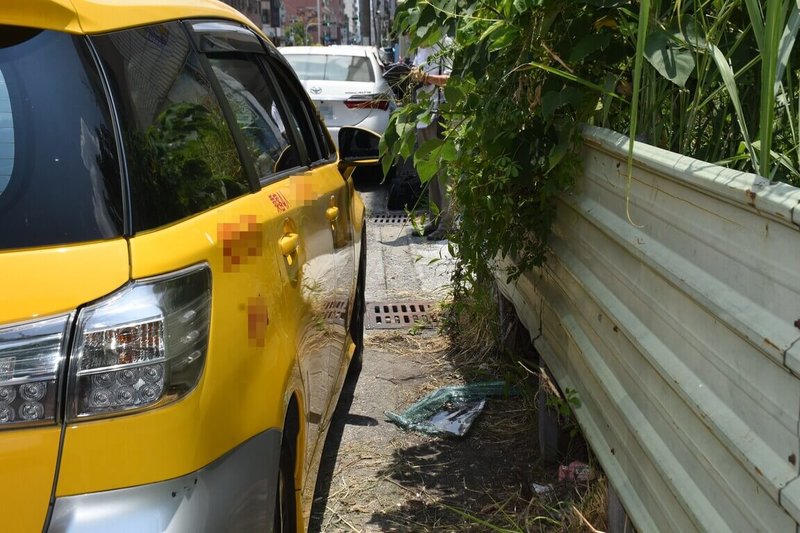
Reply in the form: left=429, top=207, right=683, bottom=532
left=67, top=264, right=211, bottom=420
left=0, top=315, right=70, bottom=427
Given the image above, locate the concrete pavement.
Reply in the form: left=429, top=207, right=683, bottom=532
left=357, top=178, right=454, bottom=304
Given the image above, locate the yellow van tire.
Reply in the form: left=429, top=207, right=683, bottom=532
left=275, top=401, right=299, bottom=532
left=273, top=443, right=296, bottom=532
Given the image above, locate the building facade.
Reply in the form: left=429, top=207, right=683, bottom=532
left=283, top=0, right=348, bottom=45
left=219, top=0, right=383, bottom=46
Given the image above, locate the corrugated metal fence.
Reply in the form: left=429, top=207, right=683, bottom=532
left=494, top=126, right=800, bottom=531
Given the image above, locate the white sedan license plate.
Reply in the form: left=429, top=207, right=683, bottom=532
left=316, top=101, right=333, bottom=121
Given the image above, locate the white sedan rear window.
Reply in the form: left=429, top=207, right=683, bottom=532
left=284, top=54, right=374, bottom=83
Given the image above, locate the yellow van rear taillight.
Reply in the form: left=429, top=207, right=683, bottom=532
left=0, top=267, right=211, bottom=428
left=0, top=315, right=70, bottom=427
left=67, top=264, right=211, bottom=421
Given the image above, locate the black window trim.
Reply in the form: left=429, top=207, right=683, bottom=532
left=85, top=35, right=133, bottom=237
left=185, top=19, right=266, bottom=55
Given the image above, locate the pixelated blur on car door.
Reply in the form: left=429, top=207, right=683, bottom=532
left=188, top=20, right=348, bottom=487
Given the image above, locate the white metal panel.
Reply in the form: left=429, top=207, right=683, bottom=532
left=494, top=126, right=800, bottom=531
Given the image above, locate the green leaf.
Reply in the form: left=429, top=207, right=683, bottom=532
left=626, top=0, right=649, bottom=219
left=541, top=87, right=583, bottom=120
left=582, top=0, right=628, bottom=6
left=443, top=84, right=465, bottom=103
left=599, top=72, right=618, bottom=126
left=489, top=27, right=520, bottom=52
left=415, top=156, right=438, bottom=183
left=414, top=137, right=457, bottom=183
left=644, top=28, right=695, bottom=88
left=415, top=137, right=444, bottom=160
left=708, top=43, right=758, bottom=174
left=479, top=20, right=506, bottom=42
left=383, top=114, right=399, bottom=150
left=775, top=3, right=800, bottom=84
left=525, top=62, right=627, bottom=102
left=396, top=121, right=416, bottom=142
left=568, top=33, right=611, bottom=63
left=759, top=0, right=788, bottom=178
left=417, top=3, right=436, bottom=26
left=743, top=0, right=765, bottom=53
left=513, top=0, right=530, bottom=13
left=418, top=27, right=444, bottom=48
left=440, top=141, right=458, bottom=162
left=394, top=116, right=417, bottom=161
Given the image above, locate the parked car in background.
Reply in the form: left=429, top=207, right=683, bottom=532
left=0, top=1, right=375, bottom=531
left=278, top=45, right=396, bottom=147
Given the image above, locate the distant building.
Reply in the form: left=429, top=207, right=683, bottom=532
left=219, top=0, right=366, bottom=46
left=219, top=0, right=283, bottom=43
left=222, top=0, right=263, bottom=26
left=284, top=0, right=346, bottom=45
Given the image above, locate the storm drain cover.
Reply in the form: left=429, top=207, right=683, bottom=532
left=366, top=301, right=436, bottom=329
left=370, top=213, right=423, bottom=225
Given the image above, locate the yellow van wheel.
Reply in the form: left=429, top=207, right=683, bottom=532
left=273, top=442, right=296, bottom=532
left=275, top=400, right=299, bottom=532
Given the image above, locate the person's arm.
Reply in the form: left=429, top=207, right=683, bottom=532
left=421, top=71, right=449, bottom=87
left=411, top=66, right=449, bottom=87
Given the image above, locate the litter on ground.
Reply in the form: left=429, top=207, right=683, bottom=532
left=385, top=381, right=517, bottom=436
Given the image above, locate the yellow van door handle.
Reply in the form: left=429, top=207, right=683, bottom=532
left=279, top=233, right=299, bottom=256
left=326, top=206, right=339, bottom=222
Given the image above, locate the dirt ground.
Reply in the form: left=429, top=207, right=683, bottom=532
left=310, top=329, right=526, bottom=531
left=307, top=180, right=606, bottom=532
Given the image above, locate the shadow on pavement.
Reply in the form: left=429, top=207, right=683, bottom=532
left=365, top=402, right=540, bottom=531
left=308, top=362, right=369, bottom=532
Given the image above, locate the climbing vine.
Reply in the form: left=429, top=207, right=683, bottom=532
left=383, top=0, right=629, bottom=281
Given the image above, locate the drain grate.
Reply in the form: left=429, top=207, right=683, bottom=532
left=365, top=301, right=436, bottom=329
left=370, top=213, right=421, bottom=225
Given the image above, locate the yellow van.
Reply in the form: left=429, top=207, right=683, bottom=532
left=0, top=2, right=372, bottom=531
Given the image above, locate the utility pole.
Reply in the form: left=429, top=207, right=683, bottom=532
left=372, top=0, right=379, bottom=46
left=359, top=0, right=370, bottom=44
left=317, top=0, right=322, bottom=44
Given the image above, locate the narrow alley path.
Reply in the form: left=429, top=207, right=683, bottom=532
left=306, top=177, right=582, bottom=532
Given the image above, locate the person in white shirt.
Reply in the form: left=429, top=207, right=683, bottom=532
left=412, top=38, right=452, bottom=241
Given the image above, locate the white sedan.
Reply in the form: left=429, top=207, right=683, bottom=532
left=279, top=45, right=396, bottom=147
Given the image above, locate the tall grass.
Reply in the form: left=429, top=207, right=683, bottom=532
left=619, top=0, right=800, bottom=185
